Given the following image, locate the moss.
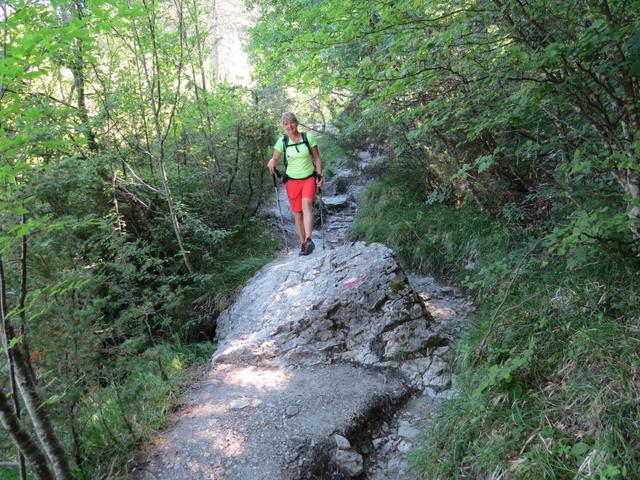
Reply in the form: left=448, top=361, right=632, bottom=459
left=389, top=280, right=409, bottom=294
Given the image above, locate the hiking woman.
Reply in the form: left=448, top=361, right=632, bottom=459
left=267, top=112, right=324, bottom=255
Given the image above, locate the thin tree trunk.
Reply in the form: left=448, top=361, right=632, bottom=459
left=4, top=11, right=28, bottom=478
left=16, top=208, right=36, bottom=385
left=57, top=0, right=98, bottom=153
left=112, top=172, right=124, bottom=232
left=613, top=169, right=640, bottom=241
left=68, top=399, right=83, bottom=472
left=137, top=0, right=194, bottom=274
left=597, top=0, right=640, bottom=241
left=71, top=37, right=98, bottom=153
left=253, top=128, right=268, bottom=216
left=0, top=389, right=54, bottom=480
left=16, top=212, right=32, bottom=480
left=5, top=316, right=26, bottom=480
left=226, top=124, right=241, bottom=198
left=188, top=0, right=218, bottom=171
left=0, top=258, right=73, bottom=480
left=243, top=141, right=256, bottom=220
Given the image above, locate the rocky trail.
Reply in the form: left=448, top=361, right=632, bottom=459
left=132, top=150, right=475, bottom=479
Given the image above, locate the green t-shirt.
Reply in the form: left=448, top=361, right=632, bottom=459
left=274, top=131, right=317, bottom=179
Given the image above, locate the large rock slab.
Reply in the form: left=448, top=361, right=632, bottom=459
left=133, top=362, right=405, bottom=480
left=213, top=242, right=437, bottom=368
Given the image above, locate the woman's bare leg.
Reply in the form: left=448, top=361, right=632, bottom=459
left=293, top=211, right=305, bottom=243
left=301, top=197, right=314, bottom=240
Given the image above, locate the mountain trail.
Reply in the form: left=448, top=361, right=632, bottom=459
left=132, top=149, right=474, bottom=480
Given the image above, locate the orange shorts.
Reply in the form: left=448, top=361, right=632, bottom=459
left=285, top=176, right=317, bottom=213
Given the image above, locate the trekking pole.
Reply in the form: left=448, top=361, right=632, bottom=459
left=272, top=172, right=289, bottom=253
left=318, top=186, right=325, bottom=251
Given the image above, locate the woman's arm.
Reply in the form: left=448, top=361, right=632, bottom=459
left=311, top=146, right=324, bottom=186
left=267, top=149, right=281, bottom=175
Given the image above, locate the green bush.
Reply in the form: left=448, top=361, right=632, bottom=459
left=62, top=341, right=215, bottom=478
left=353, top=175, right=640, bottom=479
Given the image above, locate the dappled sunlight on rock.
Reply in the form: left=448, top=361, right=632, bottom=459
left=188, top=402, right=228, bottom=417
left=211, top=428, right=245, bottom=457
left=215, top=331, right=271, bottom=355
left=283, top=283, right=304, bottom=298
left=269, top=261, right=291, bottom=272
left=223, top=365, right=291, bottom=391
left=426, top=304, right=457, bottom=321
left=185, top=461, right=222, bottom=478
left=133, top=238, right=473, bottom=480
left=251, top=339, right=278, bottom=356
left=133, top=155, right=474, bottom=479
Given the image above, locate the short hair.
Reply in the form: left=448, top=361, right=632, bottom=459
left=282, top=112, right=298, bottom=124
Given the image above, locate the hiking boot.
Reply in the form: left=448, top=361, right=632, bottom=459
left=299, top=238, right=315, bottom=256
left=304, top=238, right=315, bottom=255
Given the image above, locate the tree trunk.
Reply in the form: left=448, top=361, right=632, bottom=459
left=71, top=42, right=98, bottom=153
left=57, top=0, right=98, bottom=153
left=613, top=168, right=640, bottom=242
left=225, top=124, right=241, bottom=198
left=597, top=0, right=640, bottom=241
left=137, top=0, right=194, bottom=274
left=0, top=389, right=54, bottom=480
left=0, top=258, right=73, bottom=480
left=158, top=154, right=195, bottom=274
left=16, top=216, right=31, bottom=480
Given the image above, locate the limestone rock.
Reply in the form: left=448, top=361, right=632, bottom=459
left=229, top=399, right=251, bottom=410
left=334, top=434, right=351, bottom=450
left=285, top=405, right=299, bottom=417
left=335, top=449, right=364, bottom=477
left=322, top=194, right=351, bottom=211
left=214, top=242, right=438, bottom=368
left=132, top=149, right=474, bottom=480
left=397, top=420, right=420, bottom=440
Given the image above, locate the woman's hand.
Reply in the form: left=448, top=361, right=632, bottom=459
left=267, top=157, right=277, bottom=175
left=316, top=174, right=324, bottom=189
left=268, top=150, right=281, bottom=175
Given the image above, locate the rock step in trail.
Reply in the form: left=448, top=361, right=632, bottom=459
left=133, top=150, right=474, bottom=479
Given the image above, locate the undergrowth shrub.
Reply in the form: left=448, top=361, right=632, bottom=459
left=353, top=175, right=640, bottom=479
left=74, top=341, right=216, bottom=478
left=0, top=108, right=279, bottom=477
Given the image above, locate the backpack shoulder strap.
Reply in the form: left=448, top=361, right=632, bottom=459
left=301, top=131, right=312, bottom=155
left=282, top=134, right=289, bottom=169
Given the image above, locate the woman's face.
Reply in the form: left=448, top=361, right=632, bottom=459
left=283, top=119, right=299, bottom=136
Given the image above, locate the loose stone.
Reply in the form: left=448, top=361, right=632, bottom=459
left=285, top=405, right=299, bottom=417
left=229, top=399, right=251, bottom=410
left=397, top=420, right=420, bottom=439
left=335, top=449, right=364, bottom=477
left=334, top=434, right=351, bottom=450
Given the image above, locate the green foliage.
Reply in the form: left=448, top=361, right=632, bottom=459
left=352, top=176, right=513, bottom=278
left=74, top=341, right=215, bottom=478
left=3, top=0, right=639, bottom=477
left=0, top=467, right=19, bottom=480
left=314, top=135, right=346, bottom=178
left=392, top=349, right=408, bottom=362
left=354, top=174, right=640, bottom=479
left=0, top=0, right=279, bottom=476
left=250, top=0, right=640, bottom=241
left=471, top=342, right=535, bottom=400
